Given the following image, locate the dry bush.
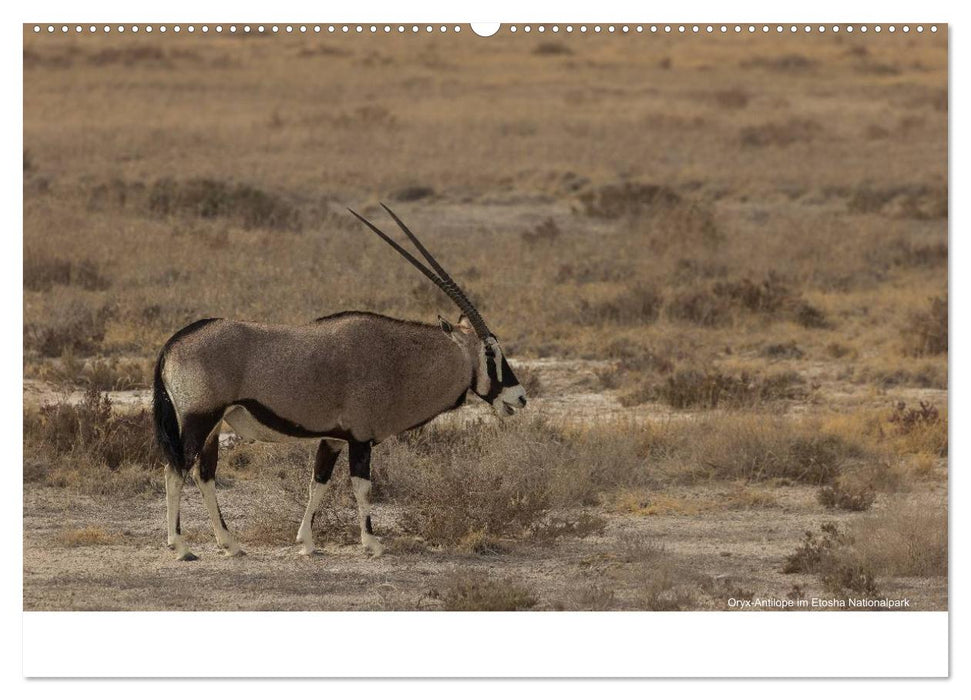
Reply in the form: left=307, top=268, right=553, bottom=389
left=762, top=341, right=804, bottom=359
left=520, top=217, right=562, bottom=246
left=148, top=178, right=302, bottom=231
left=785, top=505, right=947, bottom=596
left=741, top=53, right=816, bottom=72
left=577, top=182, right=681, bottom=220
left=24, top=297, right=114, bottom=358
left=440, top=571, right=537, bottom=611
left=390, top=185, right=435, bottom=202
left=532, top=42, right=573, bottom=56
left=656, top=415, right=867, bottom=485
left=847, top=503, right=947, bottom=577
left=332, top=105, right=397, bottom=130
left=382, top=418, right=646, bottom=546
left=818, top=480, right=876, bottom=512
left=901, top=296, right=947, bottom=356
left=665, top=289, right=732, bottom=327
left=610, top=535, right=701, bottom=610
left=888, top=401, right=947, bottom=456
left=555, top=258, right=633, bottom=284
left=879, top=239, right=948, bottom=269
left=23, top=388, right=161, bottom=495
left=655, top=368, right=807, bottom=409
left=740, top=118, right=822, bottom=147
left=848, top=184, right=947, bottom=220
left=35, top=352, right=149, bottom=390
left=24, top=255, right=111, bottom=292
left=575, top=285, right=663, bottom=326
left=56, top=526, right=120, bottom=547
left=712, top=88, right=750, bottom=110
left=664, top=274, right=825, bottom=328
left=783, top=523, right=880, bottom=597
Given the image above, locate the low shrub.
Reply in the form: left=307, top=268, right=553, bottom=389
left=901, top=296, right=947, bottom=356
left=656, top=368, right=807, bottom=409
left=783, top=523, right=880, bottom=597
left=149, top=178, right=302, bottom=231
left=440, top=572, right=537, bottom=611
left=24, top=298, right=114, bottom=358
left=23, top=388, right=161, bottom=495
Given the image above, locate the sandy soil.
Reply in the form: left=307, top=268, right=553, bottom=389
left=23, top=359, right=947, bottom=611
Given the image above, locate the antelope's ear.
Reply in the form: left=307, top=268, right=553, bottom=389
left=457, top=314, right=473, bottom=330
left=438, top=315, right=454, bottom=334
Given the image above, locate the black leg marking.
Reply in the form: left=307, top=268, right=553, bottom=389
left=176, top=512, right=181, bottom=535
left=181, top=409, right=224, bottom=470
left=365, top=515, right=374, bottom=535
left=349, top=440, right=372, bottom=480
left=198, top=431, right=220, bottom=482
left=314, top=439, right=342, bottom=484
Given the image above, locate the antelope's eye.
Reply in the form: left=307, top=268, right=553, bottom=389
left=484, top=347, right=495, bottom=358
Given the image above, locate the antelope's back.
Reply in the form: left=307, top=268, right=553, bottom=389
left=161, top=313, right=472, bottom=442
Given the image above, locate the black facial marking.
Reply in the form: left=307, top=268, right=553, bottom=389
left=499, top=356, right=519, bottom=388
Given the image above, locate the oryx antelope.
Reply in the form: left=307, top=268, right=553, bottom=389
left=153, top=205, right=527, bottom=560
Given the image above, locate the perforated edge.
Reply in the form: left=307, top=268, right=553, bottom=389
left=28, top=23, right=941, bottom=36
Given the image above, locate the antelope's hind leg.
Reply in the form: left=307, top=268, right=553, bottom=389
left=349, top=440, right=384, bottom=556
left=165, top=464, right=197, bottom=561
left=296, top=439, right=342, bottom=556
left=193, top=431, right=245, bottom=557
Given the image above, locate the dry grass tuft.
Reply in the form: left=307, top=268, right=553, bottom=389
left=23, top=388, right=161, bottom=495
left=740, top=118, right=821, bottom=147
left=56, top=526, right=120, bottom=547
left=148, top=178, right=302, bottom=231
left=440, top=571, right=537, bottom=610
left=32, top=352, right=149, bottom=390
left=783, top=523, right=880, bottom=597
left=24, top=255, right=111, bottom=292
left=902, top=296, right=947, bottom=356
left=24, top=296, right=114, bottom=358
left=382, top=418, right=647, bottom=546
left=654, top=368, right=807, bottom=409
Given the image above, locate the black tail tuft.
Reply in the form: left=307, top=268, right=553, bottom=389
left=153, top=351, right=185, bottom=472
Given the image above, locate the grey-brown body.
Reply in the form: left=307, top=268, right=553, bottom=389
left=163, top=312, right=476, bottom=446
left=153, top=205, right=526, bottom=561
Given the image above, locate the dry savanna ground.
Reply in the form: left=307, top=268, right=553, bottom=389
left=23, top=27, right=947, bottom=610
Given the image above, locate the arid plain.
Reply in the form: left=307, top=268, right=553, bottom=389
left=23, top=27, right=947, bottom=610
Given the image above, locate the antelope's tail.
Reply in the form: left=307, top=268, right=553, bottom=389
left=153, top=351, right=185, bottom=472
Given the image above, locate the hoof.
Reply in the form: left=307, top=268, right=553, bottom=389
left=177, top=551, right=199, bottom=562
left=223, top=547, right=246, bottom=558
left=363, top=538, right=385, bottom=557
left=298, top=545, right=317, bottom=556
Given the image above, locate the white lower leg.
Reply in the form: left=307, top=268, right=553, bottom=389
left=194, top=469, right=244, bottom=556
left=351, top=476, right=383, bottom=555
left=296, top=481, right=328, bottom=555
left=164, top=467, right=196, bottom=561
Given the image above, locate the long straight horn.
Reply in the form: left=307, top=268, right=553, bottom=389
left=347, top=209, right=485, bottom=332
left=378, top=203, right=492, bottom=339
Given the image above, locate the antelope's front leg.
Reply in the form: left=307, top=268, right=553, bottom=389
left=349, top=440, right=384, bottom=556
left=296, top=439, right=342, bottom=555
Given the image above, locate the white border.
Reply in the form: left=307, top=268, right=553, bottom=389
left=23, top=612, right=949, bottom=677
left=8, top=0, right=958, bottom=685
